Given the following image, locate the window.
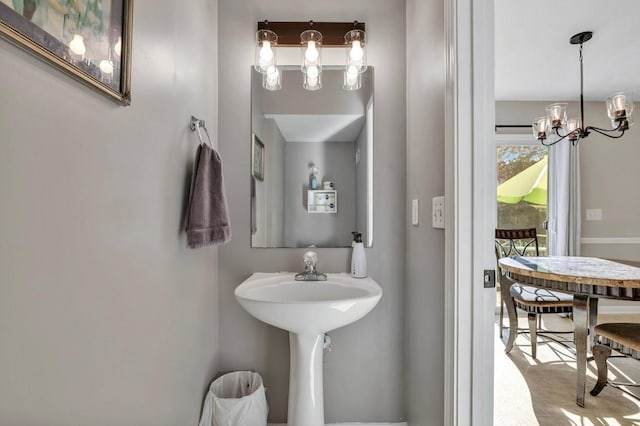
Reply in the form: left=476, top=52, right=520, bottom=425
left=496, top=137, right=548, bottom=254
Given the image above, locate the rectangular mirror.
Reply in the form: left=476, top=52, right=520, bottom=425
left=251, top=66, right=374, bottom=248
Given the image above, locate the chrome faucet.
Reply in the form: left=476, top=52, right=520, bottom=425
left=295, top=251, right=327, bottom=281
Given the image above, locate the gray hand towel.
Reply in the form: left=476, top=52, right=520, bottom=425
left=186, top=143, right=231, bottom=248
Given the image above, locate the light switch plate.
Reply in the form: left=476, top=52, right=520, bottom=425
left=412, top=199, right=419, bottom=226
left=586, top=208, right=602, bottom=221
left=432, top=196, right=445, bottom=229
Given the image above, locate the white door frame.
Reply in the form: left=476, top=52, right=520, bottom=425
left=444, top=0, right=495, bottom=424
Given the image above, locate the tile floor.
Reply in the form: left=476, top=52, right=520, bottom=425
left=494, top=313, right=640, bottom=426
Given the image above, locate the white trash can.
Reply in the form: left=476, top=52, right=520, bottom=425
left=199, top=371, right=268, bottom=426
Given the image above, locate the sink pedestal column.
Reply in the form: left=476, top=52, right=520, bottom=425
left=288, top=332, right=324, bottom=426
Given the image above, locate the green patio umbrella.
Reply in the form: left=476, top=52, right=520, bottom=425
left=497, top=155, right=547, bottom=205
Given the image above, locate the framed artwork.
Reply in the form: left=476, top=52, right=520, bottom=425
left=252, top=134, right=264, bottom=181
left=0, top=0, right=133, bottom=105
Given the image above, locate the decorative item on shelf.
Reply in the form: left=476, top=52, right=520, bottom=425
left=532, top=31, right=634, bottom=147
left=322, top=181, right=334, bottom=190
left=255, top=20, right=366, bottom=91
left=309, top=165, right=319, bottom=190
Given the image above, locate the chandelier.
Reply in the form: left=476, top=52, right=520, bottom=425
left=532, top=31, right=634, bottom=146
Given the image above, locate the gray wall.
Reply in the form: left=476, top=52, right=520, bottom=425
left=0, top=1, right=219, bottom=425
left=405, top=0, right=446, bottom=425
left=218, top=0, right=407, bottom=422
left=283, top=142, right=356, bottom=248
left=496, top=101, right=640, bottom=261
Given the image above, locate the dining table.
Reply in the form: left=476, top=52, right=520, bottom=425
left=498, top=255, right=640, bottom=407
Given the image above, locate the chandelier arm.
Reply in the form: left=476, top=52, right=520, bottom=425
left=540, top=127, right=571, bottom=146
left=585, top=121, right=624, bottom=134
left=587, top=127, right=626, bottom=139
left=554, top=126, right=572, bottom=141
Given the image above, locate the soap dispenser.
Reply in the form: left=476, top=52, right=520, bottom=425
left=309, top=166, right=319, bottom=190
left=351, top=231, right=367, bottom=278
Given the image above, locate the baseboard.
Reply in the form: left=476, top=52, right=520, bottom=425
left=269, top=423, right=407, bottom=426
left=581, top=237, right=640, bottom=245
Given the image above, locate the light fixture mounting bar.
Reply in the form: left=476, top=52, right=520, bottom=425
left=257, top=21, right=365, bottom=47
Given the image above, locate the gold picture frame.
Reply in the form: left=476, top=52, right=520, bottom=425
left=252, top=134, right=264, bottom=181
left=0, top=0, right=133, bottom=105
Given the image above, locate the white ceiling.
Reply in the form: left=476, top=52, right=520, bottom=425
left=264, top=114, right=365, bottom=143
left=495, top=0, right=640, bottom=101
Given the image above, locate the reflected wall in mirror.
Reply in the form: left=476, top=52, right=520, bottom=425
left=251, top=67, right=374, bottom=248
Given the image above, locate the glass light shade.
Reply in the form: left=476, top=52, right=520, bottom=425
left=545, top=103, right=567, bottom=128
left=300, top=30, right=322, bottom=73
left=344, top=29, right=366, bottom=72
left=606, top=92, right=634, bottom=122
left=566, top=118, right=580, bottom=140
left=612, top=115, right=634, bottom=130
left=69, top=34, right=86, bottom=59
left=255, top=30, right=278, bottom=74
left=303, top=65, right=322, bottom=91
left=343, top=65, right=362, bottom=91
left=263, top=65, right=282, bottom=91
left=532, top=117, right=548, bottom=140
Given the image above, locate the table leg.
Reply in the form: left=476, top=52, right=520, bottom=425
left=501, top=275, right=518, bottom=353
left=573, top=294, right=589, bottom=407
left=588, top=297, right=598, bottom=350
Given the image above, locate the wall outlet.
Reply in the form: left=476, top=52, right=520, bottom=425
left=586, top=208, right=602, bottom=221
left=412, top=199, right=419, bottom=226
left=432, top=196, right=445, bottom=229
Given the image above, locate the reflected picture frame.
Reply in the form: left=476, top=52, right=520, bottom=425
left=0, top=0, right=133, bottom=105
left=252, top=134, right=264, bottom=181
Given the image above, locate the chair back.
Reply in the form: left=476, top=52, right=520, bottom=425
left=495, top=228, right=540, bottom=281
left=495, top=228, right=539, bottom=259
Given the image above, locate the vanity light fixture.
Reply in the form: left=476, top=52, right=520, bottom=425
left=301, top=28, right=323, bottom=90
left=263, top=65, right=282, bottom=91
left=255, top=28, right=278, bottom=75
left=256, top=21, right=366, bottom=91
left=343, top=28, right=366, bottom=90
left=533, top=31, right=634, bottom=146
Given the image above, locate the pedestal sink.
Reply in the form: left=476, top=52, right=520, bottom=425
left=234, top=272, right=382, bottom=426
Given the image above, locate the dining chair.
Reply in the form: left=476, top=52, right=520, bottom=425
left=590, top=323, right=640, bottom=397
left=495, top=228, right=574, bottom=358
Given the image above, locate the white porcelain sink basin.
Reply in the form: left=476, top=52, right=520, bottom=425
left=234, top=272, right=382, bottom=426
left=235, top=272, right=382, bottom=334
